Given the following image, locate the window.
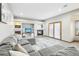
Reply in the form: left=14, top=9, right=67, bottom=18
left=75, top=20, right=79, bottom=36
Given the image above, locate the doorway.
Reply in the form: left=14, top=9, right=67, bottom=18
left=48, top=21, right=62, bottom=40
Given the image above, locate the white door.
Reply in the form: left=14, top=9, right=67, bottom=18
left=49, top=24, right=54, bottom=37
left=54, top=23, right=60, bottom=39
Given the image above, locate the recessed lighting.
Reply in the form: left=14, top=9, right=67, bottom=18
left=58, top=4, right=68, bottom=12
left=58, top=8, right=62, bottom=12
left=20, top=12, right=23, bottom=16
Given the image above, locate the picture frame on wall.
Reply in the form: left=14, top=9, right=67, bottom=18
left=1, top=12, right=7, bottom=24
left=1, top=3, right=12, bottom=24
left=1, top=3, right=7, bottom=24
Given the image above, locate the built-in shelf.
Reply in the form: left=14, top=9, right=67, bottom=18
left=22, top=23, right=34, bottom=38
left=15, top=25, right=21, bottom=34
left=15, top=25, right=21, bottom=28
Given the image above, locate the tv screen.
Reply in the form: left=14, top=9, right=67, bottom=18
left=25, top=28, right=32, bottom=33
left=0, top=3, right=1, bottom=22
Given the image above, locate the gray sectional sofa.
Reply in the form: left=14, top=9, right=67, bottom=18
left=0, top=36, right=79, bottom=56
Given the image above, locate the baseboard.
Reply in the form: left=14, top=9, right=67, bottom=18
left=72, top=40, right=79, bottom=42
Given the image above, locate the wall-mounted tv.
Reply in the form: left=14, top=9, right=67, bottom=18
left=25, top=28, right=32, bottom=33
left=0, top=3, right=1, bottom=22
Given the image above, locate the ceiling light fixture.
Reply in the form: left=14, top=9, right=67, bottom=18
left=20, top=12, right=23, bottom=16
left=58, top=4, right=68, bottom=12
left=58, top=8, right=62, bottom=12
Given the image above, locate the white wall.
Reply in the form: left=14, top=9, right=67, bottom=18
left=44, top=9, right=79, bottom=42
left=0, top=4, right=14, bottom=43
left=0, top=23, right=14, bottom=42
left=14, top=19, right=44, bottom=36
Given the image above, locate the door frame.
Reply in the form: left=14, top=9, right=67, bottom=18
left=48, top=21, right=62, bottom=40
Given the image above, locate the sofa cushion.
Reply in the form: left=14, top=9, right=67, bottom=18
left=1, top=36, right=16, bottom=44
left=0, top=42, right=9, bottom=46
left=27, top=38, right=36, bottom=45
left=0, top=43, right=12, bottom=50
left=38, top=45, right=64, bottom=56
left=18, top=39, right=30, bottom=46
left=0, top=36, right=17, bottom=49
left=22, top=44, right=35, bottom=53
left=56, top=47, right=79, bottom=56
left=29, top=51, right=41, bottom=56
left=9, top=50, right=29, bottom=56
left=0, top=49, right=10, bottom=56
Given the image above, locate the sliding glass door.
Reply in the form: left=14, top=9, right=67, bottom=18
left=49, top=23, right=54, bottom=37
left=48, top=21, right=62, bottom=40
left=54, top=22, right=61, bottom=39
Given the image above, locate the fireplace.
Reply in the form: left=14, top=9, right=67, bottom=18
left=37, top=30, right=43, bottom=35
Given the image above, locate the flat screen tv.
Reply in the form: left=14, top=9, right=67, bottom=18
left=0, top=3, right=1, bottom=22
left=25, top=28, right=32, bottom=33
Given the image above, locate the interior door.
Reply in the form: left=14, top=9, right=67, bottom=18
left=54, top=22, right=61, bottom=39
left=49, top=23, right=54, bottom=37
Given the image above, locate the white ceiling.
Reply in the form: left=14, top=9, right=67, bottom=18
left=8, top=3, right=79, bottom=20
